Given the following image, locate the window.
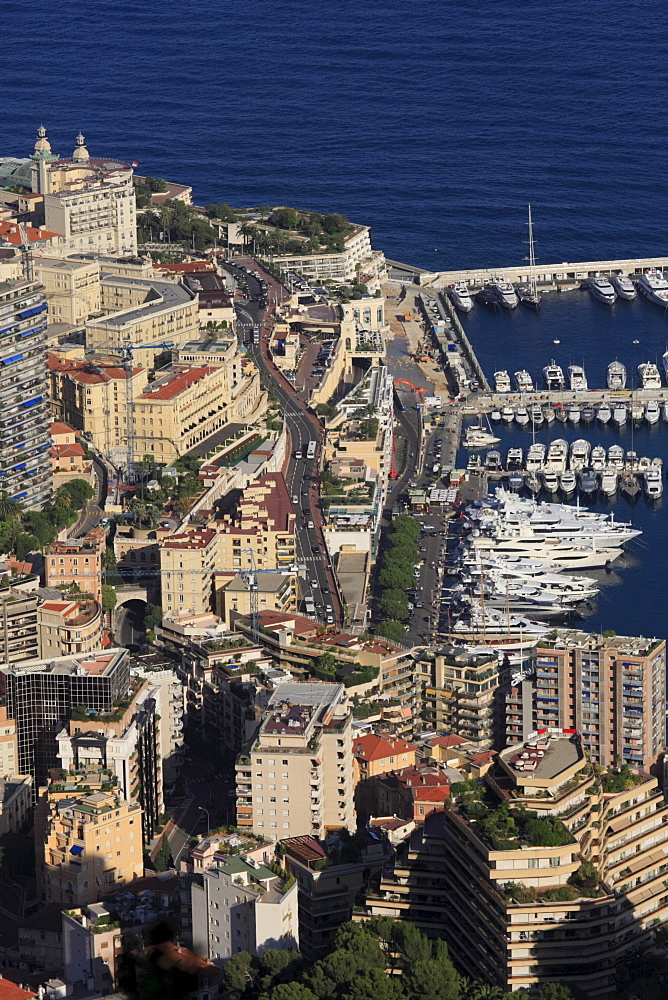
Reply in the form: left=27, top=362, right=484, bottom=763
left=528, top=858, right=539, bottom=869
left=549, top=857, right=561, bottom=867
left=282, top=759, right=288, bottom=765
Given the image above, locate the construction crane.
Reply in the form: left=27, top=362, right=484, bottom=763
left=119, top=340, right=174, bottom=482
left=17, top=222, right=34, bottom=282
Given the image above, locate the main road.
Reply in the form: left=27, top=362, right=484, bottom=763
left=222, top=259, right=343, bottom=625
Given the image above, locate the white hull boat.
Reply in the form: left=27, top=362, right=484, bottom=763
left=448, top=282, right=474, bottom=312
left=610, top=273, right=637, bottom=300
left=638, top=269, right=668, bottom=307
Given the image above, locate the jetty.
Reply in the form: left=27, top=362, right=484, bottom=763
left=434, top=255, right=668, bottom=291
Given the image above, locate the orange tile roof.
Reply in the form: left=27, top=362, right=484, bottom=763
left=353, top=734, right=417, bottom=763
left=429, top=735, right=467, bottom=749
left=0, top=221, right=59, bottom=246
left=412, top=786, right=450, bottom=803
left=139, top=365, right=215, bottom=401
left=0, top=981, right=36, bottom=1000
left=51, top=443, right=85, bottom=459
left=50, top=421, right=75, bottom=436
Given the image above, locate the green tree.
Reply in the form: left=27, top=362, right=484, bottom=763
left=344, top=968, right=405, bottom=1000
left=154, top=833, right=173, bottom=872
left=377, top=565, right=413, bottom=591
left=258, top=949, right=304, bottom=989
left=537, top=986, right=574, bottom=1000
left=53, top=486, right=73, bottom=508
left=374, top=621, right=407, bottom=642
left=223, top=950, right=254, bottom=995
left=101, top=585, right=117, bottom=613
left=271, top=208, right=300, bottom=231
left=260, top=985, right=318, bottom=1000
left=0, top=494, right=23, bottom=522
left=321, top=213, right=350, bottom=234
left=144, top=604, right=163, bottom=631
left=397, top=921, right=432, bottom=965
left=380, top=589, right=409, bottom=621
left=62, top=478, right=94, bottom=508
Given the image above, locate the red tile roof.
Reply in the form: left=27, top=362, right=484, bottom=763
left=47, top=355, right=141, bottom=384
left=51, top=442, right=85, bottom=459
left=153, top=261, right=214, bottom=273
left=162, top=529, right=216, bottom=550
left=139, top=365, right=216, bottom=401
left=353, top=734, right=417, bottom=763
left=429, top=735, right=468, bottom=749
left=0, top=221, right=58, bottom=246
left=412, top=786, right=450, bottom=803
left=50, top=421, right=75, bottom=436
left=0, top=980, right=36, bottom=1000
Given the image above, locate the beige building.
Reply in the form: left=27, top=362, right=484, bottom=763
left=41, top=780, right=143, bottom=907
left=214, top=571, right=298, bottom=627
left=44, top=528, right=105, bottom=604
left=161, top=528, right=219, bottom=616
left=0, top=774, right=32, bottom=834
left=0, top=589, right=40, bottom=666
left=176, top=338, right=265, bottom=423
left=415, top=645, right=503, bottom=747
left=0, top=707, right=18, bottom=775
left=271, top=226, right=385, bottom=287
left=38, top=598, right=104, bottom=659
left=366, top=730, right=668, bottom=997
left=235, top=681, right=356, bottom=840
left=37, top=255, right=100, bottom=325
left=63, top=902, right=123, bottom=993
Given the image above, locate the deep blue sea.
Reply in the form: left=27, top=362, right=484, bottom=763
left=3, top=0, right=668, bottom=636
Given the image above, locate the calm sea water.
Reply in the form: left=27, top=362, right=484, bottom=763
left=2, top=0, right=668, bottom=271
left=3, top=0, right=668, bottom=635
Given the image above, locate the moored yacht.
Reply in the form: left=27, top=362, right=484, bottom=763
left=638, top=362, right=662, bottom=390
left=514, top=370, right=534, bottom=393
left=501, top=405, right=515, bottom=423
left=526, top=443, right=547, bottom=472
left=581, top=405, right=595, bottom=424
left=515, top=406, right=530, bottom=427
left=554, top=404, right=567, bottom=423
left=600, top=467, right=618, bottom=496
left=545, top=438, right=569, bottom=473
left=490, top=278, right=519, bottom=309
left=543, top=405, right=555, bottom=423
left=607, top=361, right=627, bottom=390
left=559, top=471, right=576, bottom=494
left=589, top=275, right=617, bottom=305
left=631, top=399, right=645, bottom=424
left=530, top=404, right=544, bottom=426
left=486, top=449, right=503, bottom=471
left=448, top=282, right=474, bottom=312
left=612, top=402, right=627, bottom=426
left=542, top=470, right=559, bottom=493
left=610, top=272, right=637, bottom=300
left=662, top=350, right=668, bottom=385
left=568, top=364, right=588, bottom=390
left=494, top=369, right=512, bottom=393
left=663, top=401, right=668, bottom=423
left=608, top=444, right=625, bottom=470
left=579, top=471, right=598, bottom=496
left=638, top=268, right=668, bottom=307
left=596, top=401, right=612, bottom=424
left=508, top=472, right=524, bottom=492
left=590, top=445, right=606, bottom=471
left=644, top=466, right=664, bottom=499
left=507, top=446, right=524, bottom=470
left=569, top=439, right=591, bottom=471
left=567, top=404, right=581, bottom=423
left=543, top=360, right=565, bottom=391
left=646, top=399, right=661, bottom=425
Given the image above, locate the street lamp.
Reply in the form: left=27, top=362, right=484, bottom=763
left=198, top=806, right=210, bottom=832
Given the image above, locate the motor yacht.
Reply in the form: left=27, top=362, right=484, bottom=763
left=514, top=370, right=534, bottom=393
left=567, top=404, right=581, bottom=423
left=652, top=457, right=663, bottom=470
left=470, top=535, right=622, bottom=568
left=644, top=467, right=663, bottom=499
left=610, top=272, right=637, bottom=300
left=620, top=471, right=640, bottom=500
left=545, top=438, right=569, bottom=473
left=662, top=350, right=668, bottom=385
left=638, top=362, right=662, bottom=390
left=467, top=453, right=482, bottom=472
left=526, top=474, right=541, bottom=495
left=559, top=471, right=576, bottom=494
left=637, top=268, right=668, bottom=306
left=607, top=444, right=625, bottom=470
left=600, top=467, right=618, bottom=496
left=486, top=449, right=503, bottom=471
left=464, top=427, right=501, bottom=449
left=490, top=278, right=519, bottom=309
left=526, top=443, right=547, bottom=472
left=589, top=275, right=617, bottom=305
left=568, top=364, right=588, bottom=390
left=581, top=405, right=595, bottom=424
left=625, top=450, right=639, bottom=471
left=490, top=408, right=502, bottom=422
left=515, top=406, right=530, bottom=427
left=579, top=471, right=598, bottom=496
left=494, top=369, right=512, bottom=393
left=530, top=404, right=544, bottom=426
left=638, top=455, right=651, bottom=473
left=542, top=470, right=559, bottom=493
left=646, top=399, right=661, bottom=425
left=501, top=405, right=515, bottom=423
left=590, top=445, right=606, bottom=471
left=612, top=402, right=628, bottom=426
left=663, top=402, right=668, bottom=423
left=569, top=439, right=591, bottom=471
left=596, top=401, right=612, bottom=424
left=543, top=360, right=565, bottom=391
left=631, top=400, right=645, bottom=424
left=554, top=404, right=567, bottom=423
left=543, top=406, right=555, bottom=423
left=507, top=446, right=524, bottom=470
left=607, top=361, right=627, bottom=390
left=448, top=282, right=474, bottom=312
left=508, top=472, right=524, bottom=492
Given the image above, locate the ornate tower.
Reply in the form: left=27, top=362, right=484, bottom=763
left=72, top=132, right=90, bottom=163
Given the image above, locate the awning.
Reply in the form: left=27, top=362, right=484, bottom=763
left=70, top=845, right=84, bottom=856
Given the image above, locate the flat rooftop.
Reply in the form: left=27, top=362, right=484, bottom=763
left=539, top=630, right=663, bottom=657
left=90, top=275, right=195, bottom=328
left=500, top=734, right=583, bottom=782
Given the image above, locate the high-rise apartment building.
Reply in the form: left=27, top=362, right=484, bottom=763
left=415, top=645, right=504, bottom=747
left=0, top=278, right=52, bottom=508
left=235, top=682, right=356, bottom=840
left=506, top=631, right=666, bottom=770
left=0, top=588, right=40, bottom=665
left=0, top=648, right=130, bottom=789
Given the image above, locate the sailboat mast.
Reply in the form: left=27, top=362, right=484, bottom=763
left=528, top=204, right=537, bottom=300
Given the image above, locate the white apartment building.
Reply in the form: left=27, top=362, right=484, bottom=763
left=235, top=682, right=356, bottom=840
left=272, top=227, right=385, bottom=285
left=192, top=855, right=299, bottom=963
left=130, top=665, right=185, bottom=782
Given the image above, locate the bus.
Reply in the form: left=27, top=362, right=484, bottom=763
left=306, top=440, right=317, bottom=460
left=304, top=597, right=316, bottom=616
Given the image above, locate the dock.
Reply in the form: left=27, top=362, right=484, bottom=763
left=433, top=255, right=668, bottom=290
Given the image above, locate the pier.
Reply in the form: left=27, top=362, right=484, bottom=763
left=433, top=255, right=668, bottom=290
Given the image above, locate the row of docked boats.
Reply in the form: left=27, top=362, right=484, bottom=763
left=488, top=398, right=668, bottom=427
left=443, top=489, right=643, bottom=626
left=494, top=358, right=668, bottom=394
left=588, top=268, right=668, bottom=307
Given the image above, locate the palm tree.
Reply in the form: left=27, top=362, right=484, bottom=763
left=53, top=486, right=73, bottom=508
left=239, top=222, right=257, bottom=253
left=0, top=493, right=23, bottom=522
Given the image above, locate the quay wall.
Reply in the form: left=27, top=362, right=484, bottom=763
left=434, top=255, right=668, bottom=288
left=439, top=292, right=490, bottom=392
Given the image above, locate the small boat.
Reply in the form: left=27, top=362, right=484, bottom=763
left=545, top=438, right=569, bottom=473
left=600, top=467, right=618, bottom=496
left=526, top=443, right=547, bottom=472
left=637, top=268, right=668, bottom=307
left=612, top=403, right=627, bottom=426
left=589, top=275, right=617, bottom=305
left=464, top=427, right=501, bottom=449
left=490, top=278, right=519, bottom=310
left=638, top=362, right=662, bottom=390
left=581, top=405, right=595, bottom=424
left=568, top=364, right=588, bottom=390
left=631, top=400, right=645, bottom=424
left=652, top=457, right=663, bottom=470
left=646, top=400, right=661, bottom=425
left=644, top=467, right=663, bottom=499
left=567, top=404, right=581, bottom=423
left=559, top=471, right=576, bottom=494
left=638, top=455, right=651, bottom=472
left=596, top=401, right=612, bottom=424
left=526, top=473, right=541, bottom=494
left=569, top=439, right=591, bottom=471
left=607, top=361, right=627, bottom=390
left=514, top=370, right=534, bottom=393
left=486, top=449, right=503, bottom=471
left=543, top=360, right=565, bottom=391
left=476, top=287, right=501, bottom=310
left=554, top=404, right=567, bottom=423
left=590, top=445, right=607, bottom=472
left=608, top=444, right=625, bottom=470
left=507, top=446, right=524, bottom=470
left=543, top=406, right=555, bottom=423
left=620, top=470, right=640, bottom=500
left=467, top=453, right=483, bottom=471
left=448, top=282, right=474, bottom=312
left=579, top=471, right=598, bottom=495
left=508, top=472, right=524, bottom=492
left=490, top=408, right=502, bottom=422
left=610, top=273, right=637, bottom=300
left=530, top=404, right=544, bottom=427
left=542, top=470, right=559, bottom=493
left=625, top=450, right=639, bottom=471
left=515, top=406, right=530, bottom=427
left=494, top=370, right=512, bottom=393
left=501, top=405, right=515, bottom=423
